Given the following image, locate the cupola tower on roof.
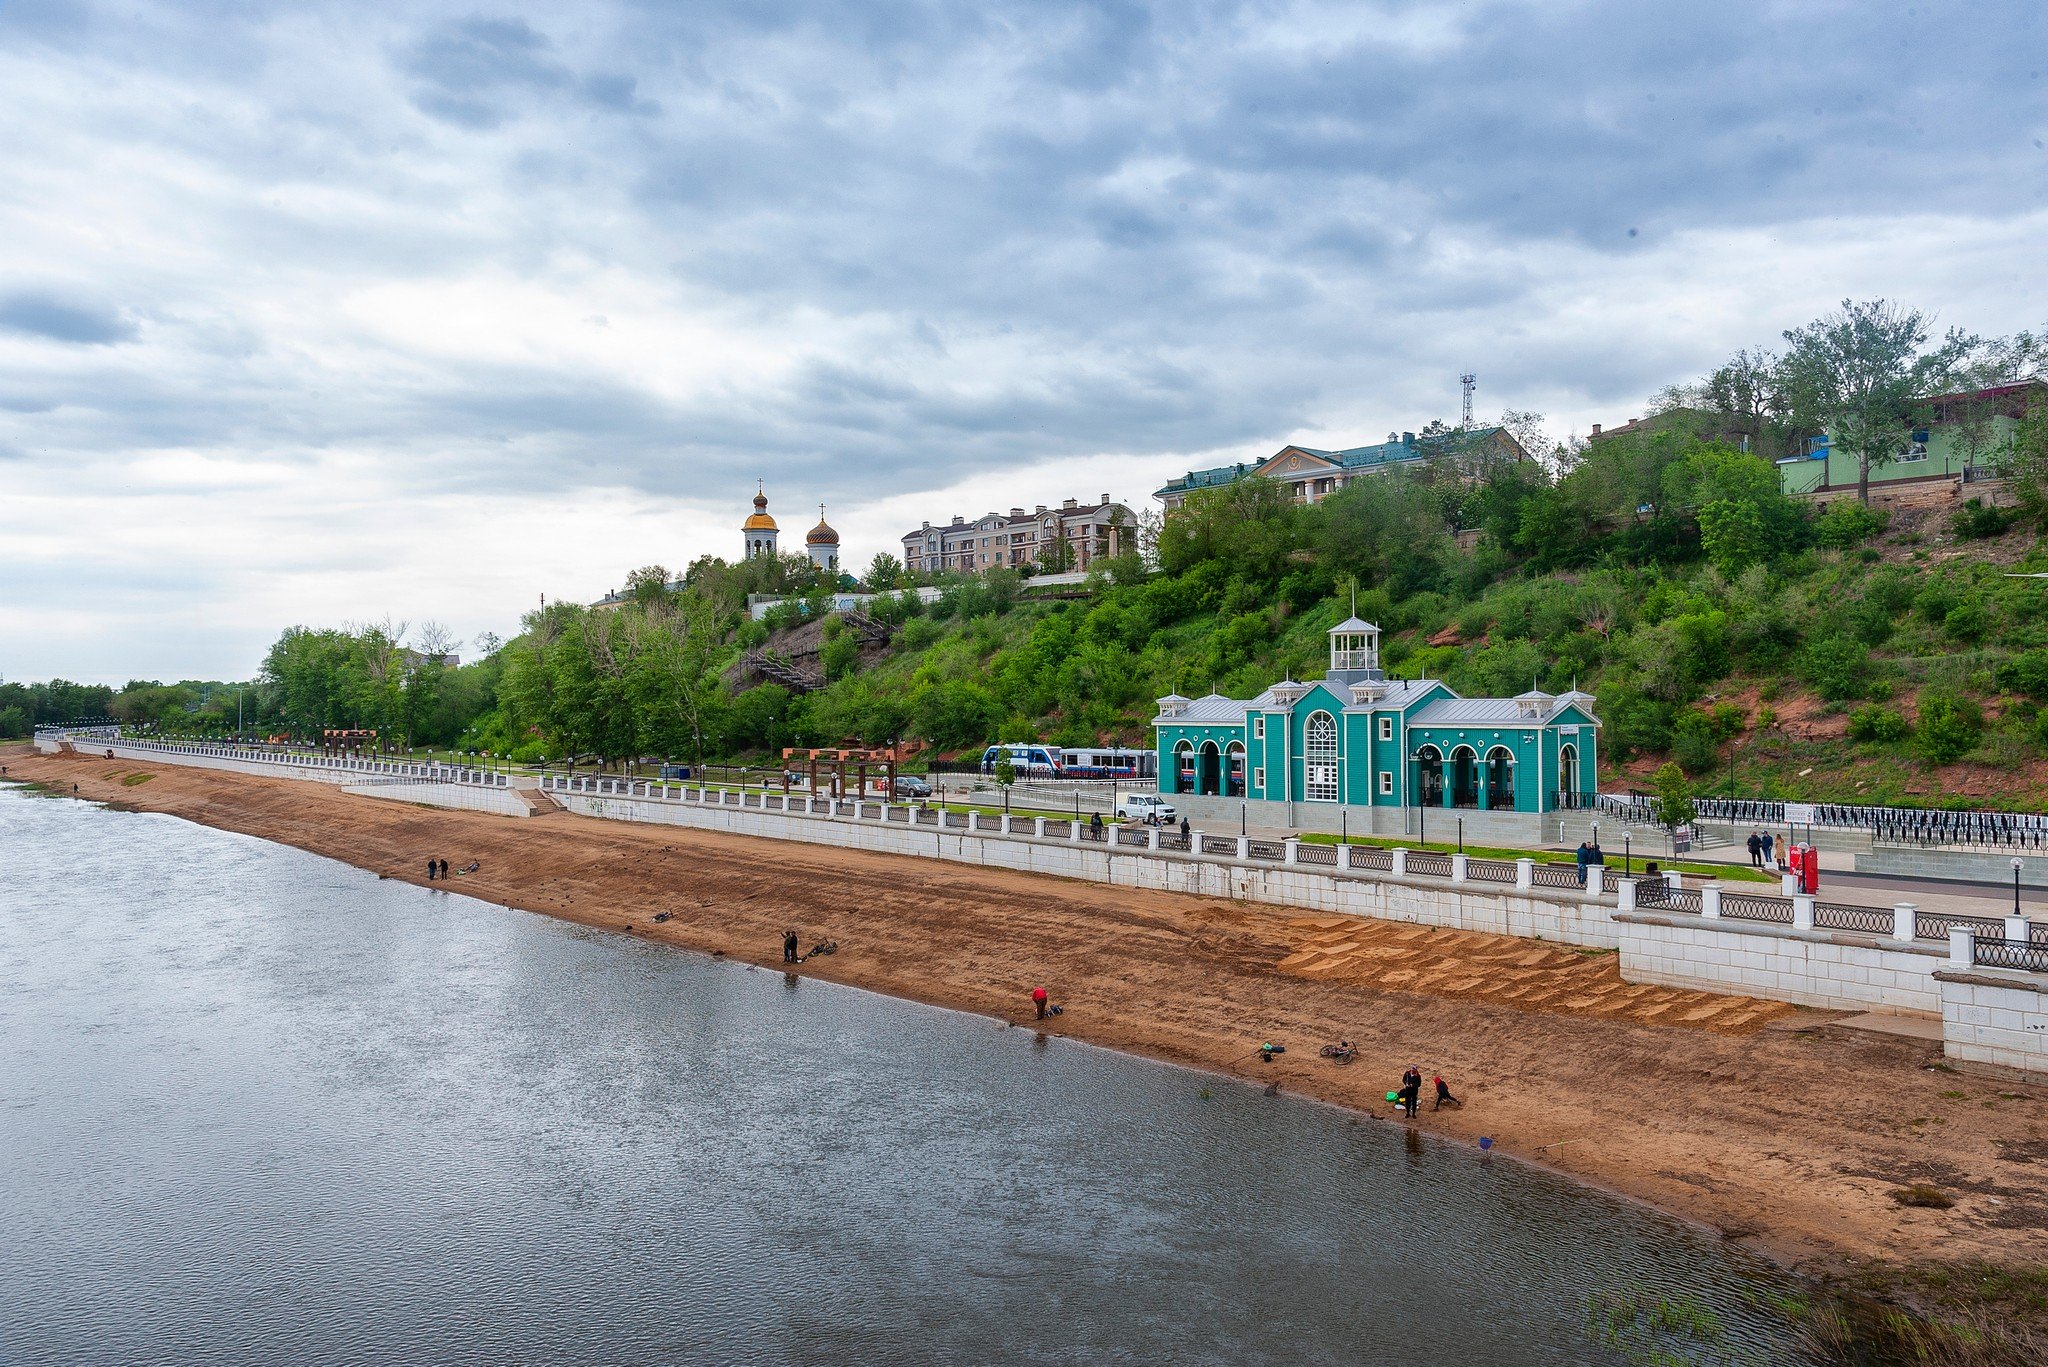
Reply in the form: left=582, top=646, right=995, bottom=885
left=805, top=504, right=840, bottom=573
left=1326, top=616, right=1382, bottom=686
left=743, top=485, right=779, bottom=560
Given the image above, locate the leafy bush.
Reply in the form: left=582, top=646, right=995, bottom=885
left=1950, top=498, right=2016, bottom=540
left=1845, top=705, right=1911, bottom=743
left=1671, top=711, right=1720, bottom=775
left=1915, top=692, right=1983, bottom=765
left=1799, top=634, right=1872, bottom=702
left=1814, top=502, right=1889, bottom=549
left=1997, top=648, right=2048, bottom=701
left=898, top=617, right=942, bottom=651
left=1943, top=600, right=1991, bottom=644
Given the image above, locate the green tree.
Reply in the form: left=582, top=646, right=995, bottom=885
left=993, top=754, right=1016, bottom=790
left=1650, top=761, right=1695, bottom=832
left=1915, top=693, right=1982, bottom=765
left=1779, top=299, right=1978, bottom=505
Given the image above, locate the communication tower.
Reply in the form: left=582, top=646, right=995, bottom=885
left=1459, top=373, right=1476, bottom=428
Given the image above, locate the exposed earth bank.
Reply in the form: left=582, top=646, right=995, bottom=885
left=7, top=746, right=2044, bottom=1336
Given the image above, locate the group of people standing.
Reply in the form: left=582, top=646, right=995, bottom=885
left=1746, top=829, right=1779, bottom=870
left=1572, top=840, right=1606, bottom=887
left=1394, top=1065, right=1460, bottom=1117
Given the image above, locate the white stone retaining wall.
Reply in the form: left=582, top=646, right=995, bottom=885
left=558, top=788, right=1625, bottom=947
left=1616, top=910, right=1950, bottom=1017
left=1936, top=971, right=2048, bottom=1079
left=341, top=780, right=531, bottom=818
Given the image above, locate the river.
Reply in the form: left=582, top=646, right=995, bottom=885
left=0, top=784, right=1814, bottom=1364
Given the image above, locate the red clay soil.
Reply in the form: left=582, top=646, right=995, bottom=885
left=8, top=745, right=2046, bottom=1282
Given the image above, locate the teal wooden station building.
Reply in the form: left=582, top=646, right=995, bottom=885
left=1153, top=617, right=1599, bottom=840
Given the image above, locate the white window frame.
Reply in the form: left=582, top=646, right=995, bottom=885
left=1303, top=710, right=1339, bottom=803
left=1377, top=716, right=1393, bottom=741
left=1379, top=771, right=1393, bottom=795
left=1252, top=716, right=1265, bottom=740
left=1253, top=767, right=1265, bottom=790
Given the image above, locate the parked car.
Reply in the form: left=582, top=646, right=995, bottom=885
left=1114, top=793, right=1177, bottom=823
left=892, top=775, right=933, bottom=798
left=659, top=764, right=692, bottom=781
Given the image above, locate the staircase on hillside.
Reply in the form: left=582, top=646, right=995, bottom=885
left=741, top=648, right=825, bottom=694
left=837, top=609, right=894, bottom=645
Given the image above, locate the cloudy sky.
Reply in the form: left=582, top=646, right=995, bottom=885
left=2, top=0, right=2044, bottom=683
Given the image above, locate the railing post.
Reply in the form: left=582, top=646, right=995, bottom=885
left=1000, top=814, right=1014, bottom=836
left=1616, top=877, right=1636, bottom=912
left=1450, top=852, right=1468, bottom=883
left=1701, top=884, right=1722, bottom=918
left=1235, top=836, right=1251, bottom=861
left=1792, top=895, right=1816, bottom=931
left=1586, top=866, right=1604, bottom=896
left=1033, top=817, right=1046, bottom=838
left=1390, top=848, right=1407, bottom=877
left=1514, top=857, right=1533, bottom=890
left=1892, top=902, right=1917, bottom=942
left=2006, top=915, right=2030, bottom=944
left=1663, top=870, right=1681, bottom=891
left=1283, top=838, right=1300, bottom=865
left=1071, top=821, right=1085, bottom=844
left=1147, top=826, right=1161, bottom=851
left=1949, top=925, right=1976, bottom=968
left=1780, top=872, right=1798, bottom=897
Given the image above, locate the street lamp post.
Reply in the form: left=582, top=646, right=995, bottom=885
left=2015, top=857, right=2024, bottom=918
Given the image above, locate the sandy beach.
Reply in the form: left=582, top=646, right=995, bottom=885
left=9, top=745, right=2045, bottom=1287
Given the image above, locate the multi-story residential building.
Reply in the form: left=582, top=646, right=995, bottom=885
left=900, top=496, right=1133, bottom=575
left=1152, top=427, right=1528, bottom=511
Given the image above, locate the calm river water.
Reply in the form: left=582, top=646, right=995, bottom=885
left=0, top=785, right=1815, bottom=1364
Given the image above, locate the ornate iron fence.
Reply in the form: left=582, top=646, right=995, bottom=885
left=1814, top=902, right=1895, bottom=935
left=1719, top=892, right=1792, bottom=924
left=1466, top=859, right=1516, bottom=884
left=1406, top=852, right=1453, bottom=877
left=1294, top=842, right=1337, bottom=866
left=1974, top=936, right=2048, bottom=974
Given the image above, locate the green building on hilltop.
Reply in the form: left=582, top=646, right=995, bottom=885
left=1152, top=616, right=1599, bottom=841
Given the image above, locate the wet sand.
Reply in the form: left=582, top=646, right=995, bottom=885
left=9, top=746, right=2046, bottom=1283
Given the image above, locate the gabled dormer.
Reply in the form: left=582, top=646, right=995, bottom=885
left=1156, top=693, right=1192, bottom=719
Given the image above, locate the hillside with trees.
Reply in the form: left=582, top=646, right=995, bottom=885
left=10, top=300, right=2048, bottom=810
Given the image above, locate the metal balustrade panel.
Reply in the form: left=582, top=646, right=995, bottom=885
left=1974, top=936, right=2048, bottom=974
left=1116, top=827, right=1150, bottom=847
left=1406, top=853, right=1453, bottom=877
left=1813, top=902, right=1894, bottom=935
left=1719, top=893, right=1792, bottom=924
left=1347, top=848, right=1394, bottom=871
left=1246, top=839, right=1284, bottom=861
left=1531, top=863, right=1581, bottom=889
left=1917, top=912, right=2004, bottom=941
left=1199, top=835, right=1235, bottom=857
left=1043, top=819, right=1073, bottom=840
left=1465, top=859, right=1515, bottom=883
left=1293, top=842, right=1337, bottom=866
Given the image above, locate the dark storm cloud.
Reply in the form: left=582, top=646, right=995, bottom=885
left=0, top=291, right=137, bottom=345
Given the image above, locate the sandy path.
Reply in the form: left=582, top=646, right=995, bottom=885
left=8, top=747, right=2046, bottom=1279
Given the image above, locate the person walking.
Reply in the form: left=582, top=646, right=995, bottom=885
left=1433, top=1074, right=1462, bottom=1110
left=438, top=859, right=449, bottom=880
left=426, top=858, right=437, bottom=881
left=1399, top=1066, right=1421, bottom=1119
left=1031, top=986, right=1049, bottom=1019
left=1746, top=830, right=1762, bottom=868
left=1761, top=830, right=1777, bottom=871
left=782, top=929, right=800, bottom=964
left=1574, top=841, right=1591, bottom=888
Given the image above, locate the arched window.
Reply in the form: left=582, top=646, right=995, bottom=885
left=1172, top=740, right=1194, bottom=795
left=1559, top=742, right=1579, bottom=799
left=1485, top=746, right=1516, bottom=811
left=1226, top=742, right=1247, bottom=798
left=1198, top=741, right=1222, bottom=797
left=1304, top=711, right=1338, bottom=802
left=1450, top=745, right=1480, bottom=808
left=1416, top=744, right=1444, bottom=807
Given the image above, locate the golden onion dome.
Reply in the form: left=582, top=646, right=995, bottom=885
left=806, top=504, right=839, bottom=545
left=744, top=487, right=778, bottom=531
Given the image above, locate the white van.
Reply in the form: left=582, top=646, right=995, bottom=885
left=1115, top=793, right=1177, bottom=823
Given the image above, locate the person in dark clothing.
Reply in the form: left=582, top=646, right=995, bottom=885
left=426, top=858, right=437, bottom=881
left=1433, top=1074, right=1461, bottom=1110
left=1574, top=841, right=1591, bottom=888
left=1179, top=816, right=1191, bottom=842
left=1746, top=831, right=1762, bottom=868
left=438, top=859, right=449, bottom=880
left=1399, top=1065, right=1422, bottom=1118
left=783, top=929, right=800, bottom=964
left=1089, top=811, right=1104, bottom=837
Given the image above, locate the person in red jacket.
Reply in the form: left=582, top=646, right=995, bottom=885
left=1031, top=986, right=1049, bottom=1019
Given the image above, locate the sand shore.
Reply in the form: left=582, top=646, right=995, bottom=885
left=8, top=745, right=2045, bottom=1283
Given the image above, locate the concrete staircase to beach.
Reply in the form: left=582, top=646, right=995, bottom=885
left=512, top=786, right=563, bottom=816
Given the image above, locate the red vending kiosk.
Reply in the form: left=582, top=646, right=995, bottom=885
left=1788, top=843, right=1820, bottom=894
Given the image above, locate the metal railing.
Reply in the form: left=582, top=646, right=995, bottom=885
left=1918, top=911, right=2003, bottom=942
left=1346, top=848, right=1394, bottom=871
left=1531, top=863, right=1583, bottom=889
left=1406, top=852, right=1454, bottom=877
left=1466, top=858, right=1516, bottom=884
left=1974, top=936, right=2048, bottom=974
left=1634, top=880, right=1701, bottom=913
left=1294, top=841, right=1337, bottom=866
left=1815, top=902, right=1895, bottom=935
left=1720, top=891, right=1793, bottom=924
left=1246, top=839, right=1285, bottom=862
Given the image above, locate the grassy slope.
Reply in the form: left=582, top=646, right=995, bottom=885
left=775, top=509, right=2048, bottom=811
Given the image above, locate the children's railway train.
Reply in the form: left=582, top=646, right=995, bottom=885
left=978, top=744, right=1157, bottom=779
